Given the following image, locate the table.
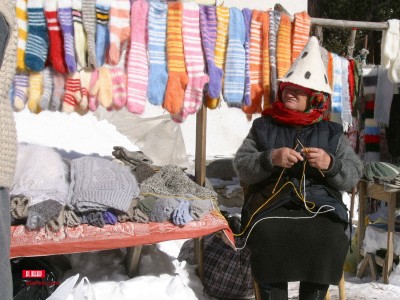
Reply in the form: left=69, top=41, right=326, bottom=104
left=356, top=180, right=398, bottom=283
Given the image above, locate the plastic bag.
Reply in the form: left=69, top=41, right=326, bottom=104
left=46, top=274, right=96, bottom=300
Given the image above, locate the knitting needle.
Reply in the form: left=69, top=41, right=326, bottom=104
left=272, top=143, right=299, bottom=194
left=296, top=138, right=325, bottom=178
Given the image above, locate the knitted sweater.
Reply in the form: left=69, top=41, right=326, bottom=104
left=0, top=0, right=17, bottom=188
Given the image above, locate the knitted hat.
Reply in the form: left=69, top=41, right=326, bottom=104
left=278, top=36, right=332, bottom=95
left=364, top=161, right=400, bottom=181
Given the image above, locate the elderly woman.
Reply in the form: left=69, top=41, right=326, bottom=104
left=233, top=37, right=362, bottom=300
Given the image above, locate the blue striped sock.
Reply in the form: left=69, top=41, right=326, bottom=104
left=58, top=1, right=77, bottom=73
left=147, top=1, right=168, bottom=106
left=242, top=8, right=252, bottom=106
left=95, top=0, right=111, bottom=66
left=25, top=0, right=49, bottom=72
left=223, top=8, right=246, bottom=107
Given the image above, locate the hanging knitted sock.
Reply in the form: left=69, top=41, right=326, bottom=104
left=62, top=72, right=82, bottom=113
left=40, top=68, right=53, bottom=110
left=95, top=0, right=111, bottom=67
left=72, top=0, right=87, bottom=69
left=126, top=0, right=149, bottom=114
left=44, top=0, right=68, bottom=74
left=199, top=5, right=217, bottom=108
left=108, top=0, right=130, bottom=65
left=49, top=71, right=65, bottom=111
left=79, top=69, right=91, bottom=110
left=269, top=10, right=280, bottom=100
left=381, top=19, right=400, bottom=69
left=172, top=2, right=208, bottom=123
left=82, top=0, right=97, bottom=69
left=58, top=0, right=77, bottom=73
left=172, top=200, right=193, bottom=226
left=276, top=13, right=291, bottom=79
left=389, top=46, right=400, bottom=83
left=16, top=0, right=28, bottom=70
left=28, top=71, right=44, bottom=113
left=208, top=6, right=229, bottom=102
left=91, top=66, right=112, bottom=108
left=88, top=69, right=99, bottom=111
left=25, top=0, right=49, bottom=72
left=223, top=8, right=246, bottom=107
left=332, top=53, right=342, bottom=113
left=291, top=11, right=311, bottom=63
left=242, top=10, right=264, bottom=114
left=242, top=8, right=252, bottom=106
left=147, top=1, right=168, bottom=106
left=261, top=12, right=271, bottom=111
left=163, top=2, right=189, bottom=115
left=13, top=73, right=29, bottom=111
left=110, top=67, right=127, bottom=109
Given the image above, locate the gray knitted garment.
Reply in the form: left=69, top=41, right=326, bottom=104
left=69, top=156, right=140, bottom=213
left=140, top=165, right=218, bottom=201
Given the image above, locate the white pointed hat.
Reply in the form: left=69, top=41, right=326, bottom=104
left=278, top=36, right=332, bottom=95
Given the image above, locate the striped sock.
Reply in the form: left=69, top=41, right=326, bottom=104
left=242, top=8, right=252, bottom=106
left=110, top=67, right=127, bottom=109
left=223, top=8, right=245, bottom=107
left=63, top=72, right=81, bottom=112
left=90, top=66, right=112, bottom=108
left=172, top=2, right=208, bottom=123
left=242, top=10, right=263, bottom=114
left=16, top=0, right=28, bottom=70
left=276, top=13, right=292, bottom=79
left=25, top=0, right=49, bottom=72
left=95, top=0, right=111, bottom=67
left=147, top=1, right=168, bottom=106
left=28, top=71, right=44, bottom=113
left=13, top=73, right=29, bottom=111
left=49, top=71, right=65, bottom=111
left=261, top=12, right=271, bottom=111
left=199, top=5, right=217, bottom=108
left=208, top=6, right=228, bottom=101
left=58, top=0, right=77, bottom=73
left=126, top=0, right=149, bottom=114
left=108, top=0, right=130, bottom=65
left=163, top=2, right=189, bottom=115
left=79, top=69, right=91, bottom=110
left=88, top=69, right=99, bottom=111
left=40, top=68, right=53, bottom=110
left=269, top=10, right=280, bottom=100
left=72, top=0, right=87, bottom=69
left=291, top=11, right=310, bottom=63
left=44, top=0, right=68, bottom=74
left=82, top=0, right=97, bottom=69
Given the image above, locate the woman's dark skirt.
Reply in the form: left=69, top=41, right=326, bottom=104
left=247, top=204, right=349, bottom=286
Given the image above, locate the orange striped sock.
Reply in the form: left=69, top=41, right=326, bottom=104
left=16, top=0, right=28, bottom=71
left=276, top=13, right=292, bottom=79
left=242, top=10, right=263, bottom=114
left=291, top=11, right=310, bottom=63
left=262, top=11, right=271, bottom=111
left=327, top=51, right=334, bottom=89
left=163, top=2, right=189, bottom=115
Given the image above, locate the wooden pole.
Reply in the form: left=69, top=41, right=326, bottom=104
left=305, top=17, right=388, bottom=31
left=347, top=29, right=357, bottom=57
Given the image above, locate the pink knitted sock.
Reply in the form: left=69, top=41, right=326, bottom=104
left=88, top=69, right=99, bottom=111
left=172, top=2, right=208, bottom=123
left=108, top=0, right=130, bottom=65
left=110, top=67, right=127, bottom=109
left=126, top=0, right=149, bottom=114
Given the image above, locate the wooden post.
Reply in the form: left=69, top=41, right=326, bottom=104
left=347, top=29, right=357, bottom=57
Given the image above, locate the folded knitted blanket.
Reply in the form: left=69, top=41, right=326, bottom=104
left=69, top=156, right=140, bottom=213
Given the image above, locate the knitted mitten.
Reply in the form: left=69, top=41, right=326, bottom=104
left=13, top=72, right=29, bottom=111
left=16, top=0, right=28, bottom=70
left=242, top=10, right=264, bottom=114
left=276, top=13, right=292, bottom=79
left=82, top=0, right=97, bottom=69
left=26, top=199, right=63, bottom=230
left=150, top=197, right=180, bottom=223
left=72, top=0, right=87, bottom=69
left=291, top=11, right=311, bottom=63
left=126, top=0, right=149, bottom=114
left=58, top=0, right=77, bottom=73
left=163, top=2, right=189, bottom=115
left=137, top=196, right=158, bottom=218
left=88, top=69, right=99, bottom=111
left=28, top=71, right=44, bottom=113
left=147, top=1, right=168, bottom=106
left=189, top=199, right=213, bottom=220
left=63, top=206, right=81, bottom=226
left=46, top=208, right=64, bottom=232
left=44, top=0, right=68, bottom=74
left=223, top=8, right=246, bottom=107
left=172, top=200, right=193, bottom=226
left=242, top=8, right=252, bottom=106
left=108, top=0, right=130, bottom=65
left=49, top=71, right=65, bottom=111
left=90, top=66, right=112, bottom=108
left=62, top=72, right=82, bottom=112
left=40, top=68, right=53, bottom=110
left=87, top=211, right=105, bottom=228
left=110, top=67, right=127, bottom=109
left=103, top=211, right=117, bottom=225
left=10, top=196, right=30, bottom=219
left=95, top=0, right=111, bottom=67
left=25, top=0, right=49, bottom=71
left=79, top=69, right=92, bottom=110
left=132, top=207, right=149, bottom=223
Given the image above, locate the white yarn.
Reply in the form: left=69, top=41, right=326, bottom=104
left=381, top=19, right=400, bottom=69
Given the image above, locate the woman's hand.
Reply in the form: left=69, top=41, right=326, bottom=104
left=301, top=147, right=331, bottom=171
left=271, top=147, right=303, bottom=168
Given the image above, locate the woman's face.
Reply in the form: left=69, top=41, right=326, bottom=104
left=281, top=86, right=310, bottom=112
